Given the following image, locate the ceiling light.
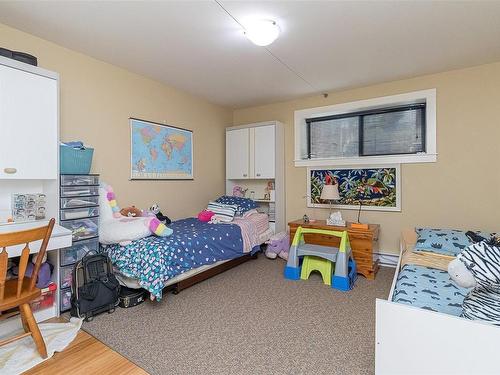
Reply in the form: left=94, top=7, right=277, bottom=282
left=244, top=19, right=280, bottom=47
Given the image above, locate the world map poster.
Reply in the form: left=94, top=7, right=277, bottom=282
left=130, top=118, right=193, bottom=180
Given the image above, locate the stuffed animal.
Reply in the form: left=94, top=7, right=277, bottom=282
left=149, top=203, right=171, bottom=225
left=12, top=253, right=52, bottom=289
left=265, top=232, right=289, bottom=260
left=99, top=182, right=173, bottom=246
left=120, top=206, right=143, bottom=218
left=448, top=241, right=500, bottom=325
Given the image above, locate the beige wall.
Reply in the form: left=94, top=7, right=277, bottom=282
left=0, top=23, right=232, bottom=219
left=233, top=62, right=500, bottom=255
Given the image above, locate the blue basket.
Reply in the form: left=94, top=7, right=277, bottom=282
left=60, top=145, right=94, bottom=174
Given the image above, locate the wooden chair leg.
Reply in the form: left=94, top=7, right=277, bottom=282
left=19, top=303, right=47, bottom=358
left=19, top=307, right=30, bottom=333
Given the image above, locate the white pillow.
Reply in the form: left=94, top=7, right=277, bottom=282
left=207, top=201, right=237, bottom=222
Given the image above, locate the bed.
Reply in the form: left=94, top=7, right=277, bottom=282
left=375, top=229, right=500, bottom=374
left=102, top=211, right=272, bottom=300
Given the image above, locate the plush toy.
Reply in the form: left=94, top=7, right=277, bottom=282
left=99, top=182, right=173, bottom=246
left=12, top=253, right=52, bottom=289
left=448, top=241, right=500, bottom=325
left=149, top=203, right=171, bottom=225
left=265, top=232, right=289, bottom=260
left=120, top=206, right=143, bottom=218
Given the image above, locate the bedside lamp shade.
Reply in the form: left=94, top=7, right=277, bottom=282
left=321, top=184, right=340, bottom=201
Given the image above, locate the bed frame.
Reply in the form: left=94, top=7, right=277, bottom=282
left=375, top=237, right=500, bottom=374
left=164, top=248, right=261, bottom=295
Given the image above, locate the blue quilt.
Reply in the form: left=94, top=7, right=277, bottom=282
left=392, top=265, right=470, bottom=316
left=103, top=218, right=245, bottom=300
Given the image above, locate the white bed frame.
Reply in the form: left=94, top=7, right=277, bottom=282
left=375, top=240, right=500, bottom=374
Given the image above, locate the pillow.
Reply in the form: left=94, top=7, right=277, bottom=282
left=215, top=195, right=258, bottom=216
left=414, top=228, right=471, bottom=257
left=207, top=201, right=237, bottom=222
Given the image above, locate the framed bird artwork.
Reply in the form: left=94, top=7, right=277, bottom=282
left=307, top=165, right=401, bottom=212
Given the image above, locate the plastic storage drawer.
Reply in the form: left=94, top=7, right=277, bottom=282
left=60, top=238, right=98, bottom=266
left=60, top=206, right=99, bottom=221
left=61, top=174, right=99, bottom=186
left=60, top=185, right=99, bottom=198
left=60, top=288, right=72, bottom=312
left=60, top=265, right=74, bottom=289
left=60, top=217, right=98, bottom=241
left=60, top=196, right=99, bottom=209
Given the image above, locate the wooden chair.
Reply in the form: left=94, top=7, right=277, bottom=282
left=0, top=218, right=55, bottom=358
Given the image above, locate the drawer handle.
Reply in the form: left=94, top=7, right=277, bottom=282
left=243, top=174, right=247, bottom=177
left=256, top=173, right=261, bottom=177
left=4, top=167, right=17, bottom=174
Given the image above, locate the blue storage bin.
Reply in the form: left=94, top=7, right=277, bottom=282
left=60, top=145, right=94, bottom=174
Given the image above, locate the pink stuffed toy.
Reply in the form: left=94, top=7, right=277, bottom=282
left=198, top=210, right=214, bottom=222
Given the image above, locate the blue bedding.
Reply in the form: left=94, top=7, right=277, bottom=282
left=103, top=218, right=247, bottom=300
left=392, top=265, right=470, bottom=316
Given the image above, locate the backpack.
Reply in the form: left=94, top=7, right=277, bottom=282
left=70, top=253, right=120, bottom=321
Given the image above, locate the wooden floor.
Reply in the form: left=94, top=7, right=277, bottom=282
left=24, top=318, right=147, bottom=375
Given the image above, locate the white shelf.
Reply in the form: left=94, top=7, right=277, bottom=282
left=253, top=199, right=275, bottom=203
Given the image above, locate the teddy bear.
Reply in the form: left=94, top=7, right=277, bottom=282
left=448, top=241, right=500, bottom=325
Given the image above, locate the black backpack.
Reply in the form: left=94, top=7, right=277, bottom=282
left=70, top=253, right=120, bottom=321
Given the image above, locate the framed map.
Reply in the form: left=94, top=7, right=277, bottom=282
left=130, top=118, right=193, bottom=180
left=307, top=165, right=401, bottom=211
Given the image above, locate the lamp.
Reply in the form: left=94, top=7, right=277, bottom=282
left=320, top=183, right=340, bottom=216
left=244, top=19, right=281, bottom=46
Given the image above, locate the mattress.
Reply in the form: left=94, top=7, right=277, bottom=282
left=392, top=264, right=469, bottom=316
left=107, top=216, right=272, bottom=298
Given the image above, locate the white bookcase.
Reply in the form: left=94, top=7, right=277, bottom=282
left=226, top=121, right=285, bottom=233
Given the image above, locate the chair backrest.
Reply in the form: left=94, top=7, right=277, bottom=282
left=0, top=218, right=55, bottom=303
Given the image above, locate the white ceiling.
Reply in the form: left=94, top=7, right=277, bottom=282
left=1, top=1, right=500, bottom=108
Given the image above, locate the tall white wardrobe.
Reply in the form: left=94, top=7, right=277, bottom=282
left=225, top=121, right=285, bottom=233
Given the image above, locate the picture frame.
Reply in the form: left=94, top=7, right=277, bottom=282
left=306, top=164, right=401, bottom=212
left=130, top=118, right=194, bottom=180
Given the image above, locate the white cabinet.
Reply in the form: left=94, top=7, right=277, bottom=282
left=253, top=125, right=275, bottom=179
left=226, top=125, right=275, bottom=180
left=0, top=63, right=58, bottom=179
left=226, top=121, right=285, bottom=232
left=226, top=128, right=250, bottom=179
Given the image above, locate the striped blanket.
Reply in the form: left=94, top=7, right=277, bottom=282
left=233, top=210, right=270, bottom=253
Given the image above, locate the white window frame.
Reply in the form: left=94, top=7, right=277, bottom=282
left=294, top=89, right=437, bottom=167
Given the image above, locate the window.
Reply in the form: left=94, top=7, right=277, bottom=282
left=306, top=104, right=425, bottom=159
left=294, top=89, right=436, bottom=166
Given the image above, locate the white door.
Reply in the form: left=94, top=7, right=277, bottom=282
left=0, top=64, right=58, bottom=179
left=226, top=128, right=249, bottom=179
left=253, top=125, right=275, bottom=179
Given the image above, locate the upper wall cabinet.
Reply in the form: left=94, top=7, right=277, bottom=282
left=226, top=124, right=275, bottom=179
left=226, top=128, right=250, bottom=179
left=0, top=60, right=58, bottom=179
left=253, top=125, right=275, bottom=179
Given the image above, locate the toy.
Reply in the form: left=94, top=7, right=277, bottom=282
left=265, top=232, right=289, bottom=260
left=232, top=186, right=248, bottom=198
left=12, top=254, right=52, bottom=289
left=99, top=182, right=173, bottom=246
left=284, top=227, right=357, bottom=291
left=120, top=206, right=143, bottom=217
left=448, top=241, right=500, bottom=325
left=198, top=210, right=214, bottom=222
left=149, top=203, right=171, bottom=225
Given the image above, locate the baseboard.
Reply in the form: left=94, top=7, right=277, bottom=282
left=373, top=251, right=398, bottom=268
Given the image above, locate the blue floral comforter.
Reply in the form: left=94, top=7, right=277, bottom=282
left=103, top=218, right=245, bottom=300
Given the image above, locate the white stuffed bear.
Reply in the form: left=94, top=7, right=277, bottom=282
left=99, top=182, right=172, bottom=246
left=448, top=241, right=500, bottom=325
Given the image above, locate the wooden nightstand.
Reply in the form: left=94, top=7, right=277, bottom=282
left=288, top=220, right=380, bottom=280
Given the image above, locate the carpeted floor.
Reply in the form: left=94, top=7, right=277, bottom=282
left=83, top=255, right=394, bottom=375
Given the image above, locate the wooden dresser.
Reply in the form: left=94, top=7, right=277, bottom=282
left=288, top=220, right=380, bottom=280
